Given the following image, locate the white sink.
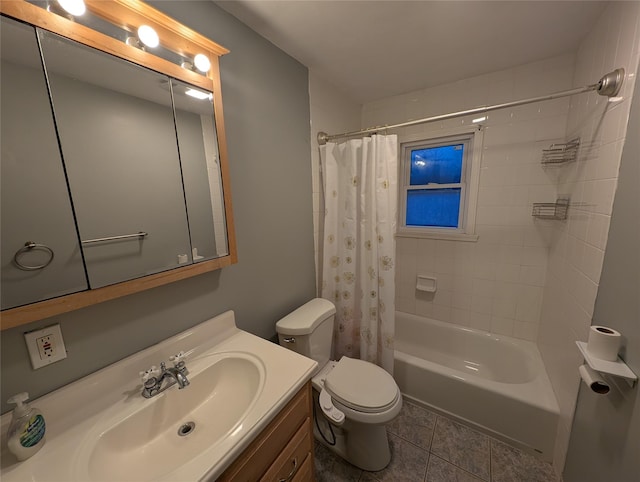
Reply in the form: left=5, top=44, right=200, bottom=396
left=87, top=354, right=263, bottom=482
left=0, top=310, right=317, bottom=482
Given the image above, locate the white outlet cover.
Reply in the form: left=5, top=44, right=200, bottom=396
left=24, top=324, right=67, bottom=369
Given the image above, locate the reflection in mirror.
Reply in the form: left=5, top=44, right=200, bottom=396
left=171, top=79, right=229, bottom=261
left=0, top=16, right=88, bottom=309
left=38, top=29, right=193, bottom=289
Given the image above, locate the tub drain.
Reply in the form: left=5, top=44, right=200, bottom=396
left=177, top=421, right=195, bottom=437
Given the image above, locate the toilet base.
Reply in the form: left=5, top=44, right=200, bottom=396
left=313, top=395, right=392, bottom=471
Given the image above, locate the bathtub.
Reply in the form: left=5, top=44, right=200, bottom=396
left=393, top=311, right=559, bottom=460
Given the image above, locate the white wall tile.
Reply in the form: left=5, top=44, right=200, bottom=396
left=513, top=321, right=539, bottom=341
left=490, top=316, right=515, bottom=336
left=368, top=53, right=572, bottom=338
left=536, top=2, right=640, bottom=471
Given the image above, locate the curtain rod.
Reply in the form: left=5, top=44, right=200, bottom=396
left=317, top=68, right=624, bottom=145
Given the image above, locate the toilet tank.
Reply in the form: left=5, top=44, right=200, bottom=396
left=276, top=298, right=335, bottom=373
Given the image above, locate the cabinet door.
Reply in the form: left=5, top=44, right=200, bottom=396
left=0, top=16, right=88, bottom=309
left=38, top=29, right=192, bottom=289
left=172, top=79, right=229, bottom=262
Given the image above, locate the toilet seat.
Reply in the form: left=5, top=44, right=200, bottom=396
left=324, top=357, right=399, bottom=414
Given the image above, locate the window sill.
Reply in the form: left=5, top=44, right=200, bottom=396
left=395, top=230, right=479, bottom=242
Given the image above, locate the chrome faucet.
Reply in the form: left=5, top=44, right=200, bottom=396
left=140, top=352, right=189, bottom=399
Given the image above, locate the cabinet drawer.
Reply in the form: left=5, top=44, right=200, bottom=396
left=291, top=453, right=313, bottom=482
left=261, top=418, right=311, bottom=482
left=218, top=383, right=311, bottom=481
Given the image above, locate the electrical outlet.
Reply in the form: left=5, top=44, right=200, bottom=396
left=37, top=335, right=55, bottom=359
left=24, top=324, right=67, bottom=369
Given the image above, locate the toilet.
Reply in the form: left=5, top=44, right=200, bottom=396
left=276, top=298, right=402, bottom=471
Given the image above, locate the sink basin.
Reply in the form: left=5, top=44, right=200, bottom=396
left=1, top=310, right=317, bottom=482
left=87, top=353, right=264, bottom=482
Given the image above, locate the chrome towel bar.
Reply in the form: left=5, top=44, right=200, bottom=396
left=82, top=231, right=148, bottom=244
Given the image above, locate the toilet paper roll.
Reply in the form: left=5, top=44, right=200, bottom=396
left=579, top=364, right=610, bottom=394
left=587, top=325, right=622, bottom=361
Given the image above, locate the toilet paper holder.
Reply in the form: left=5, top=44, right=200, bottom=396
left=576, top=341, right=637, bottom=388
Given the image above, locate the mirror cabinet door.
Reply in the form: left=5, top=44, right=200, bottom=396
left=0, top=16, right=88, bottom=309
left=38, top=29, right=194, bottom=289
left=171, top=79, right=229, bottom=262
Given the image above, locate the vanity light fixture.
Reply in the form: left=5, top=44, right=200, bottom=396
left=185, top=88, right=212, bottom=100
left=137, top=25, right=159, bottom=48
left=55, top=0, right=86, bottom=17
left=194, top=53, right=211, bottom=73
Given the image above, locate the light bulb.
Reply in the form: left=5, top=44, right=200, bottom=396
left=56, top=0, right=86, bottom=16
left=194, top=54, right=211, bottom=73
left=137, top=25, right=159, bottom=48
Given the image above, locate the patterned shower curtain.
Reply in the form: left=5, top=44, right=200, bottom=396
left=319, top=134, right=398, bottom=374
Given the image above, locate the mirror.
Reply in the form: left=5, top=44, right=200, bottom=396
left=171, top=79, right=229, bottom=261
left=0, top=0, right=236, bottom=327
left=0, top=16, right=88, bottom=309
left=39, top=29, right=195, bottom=289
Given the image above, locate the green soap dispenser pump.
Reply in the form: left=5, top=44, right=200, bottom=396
left=6, top=392, right=46, bottom=461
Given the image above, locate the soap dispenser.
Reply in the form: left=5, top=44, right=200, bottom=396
left=6, top=392, right=46, bottom=461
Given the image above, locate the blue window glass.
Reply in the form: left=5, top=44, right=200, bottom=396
left=410, top=144, right=463, bottom=185
left=406, top=188, right=461, bottom=227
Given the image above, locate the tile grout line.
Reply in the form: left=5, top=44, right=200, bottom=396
left=429, top=453, right=489, bottom=482
left=428, top=415, right=438, bottom=450
left=489, top=437, right=494, bottom=482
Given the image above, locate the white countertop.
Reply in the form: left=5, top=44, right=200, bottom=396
left=0, top=310, right=317, bottom=481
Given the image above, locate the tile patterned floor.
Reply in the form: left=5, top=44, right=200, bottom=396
left=314, top=398, right=559, bottom=482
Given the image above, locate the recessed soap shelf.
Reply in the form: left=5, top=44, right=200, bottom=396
left=576, top=341, right=637, bottom=388
left=532, top=198, right=569, bottom=220
left=416, top=275, right=437, bottom=293
left=541, top=138, right=580, bottom=165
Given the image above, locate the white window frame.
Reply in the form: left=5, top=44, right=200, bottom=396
left=397, top=126, right=483, bottom=242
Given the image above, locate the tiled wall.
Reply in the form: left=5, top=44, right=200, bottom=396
left=362, top=54, right=575, bottom=342
left=537, top=2, right=640, bottom=472
left=309, top=72, right=361, bottom=291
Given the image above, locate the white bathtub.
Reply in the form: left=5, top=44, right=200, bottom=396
left=393, top=311, right=559, bottom=460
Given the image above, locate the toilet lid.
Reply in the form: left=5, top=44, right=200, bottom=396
left=324, top=357, right=399, bottom=413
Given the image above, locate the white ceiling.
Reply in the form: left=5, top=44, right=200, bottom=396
left=215, top=0, right=606, bottom=104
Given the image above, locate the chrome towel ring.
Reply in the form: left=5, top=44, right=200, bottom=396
left=13, top=241, right=55, bottom=271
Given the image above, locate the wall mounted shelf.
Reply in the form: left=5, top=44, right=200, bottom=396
left=532, top=198, right=569, bottom=220
left=541, top=138, right=580, bottom=165
left=576, top=341, right=637, bottom=388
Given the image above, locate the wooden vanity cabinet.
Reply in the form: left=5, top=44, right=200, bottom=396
left=217, top=382, right=314, bottom=482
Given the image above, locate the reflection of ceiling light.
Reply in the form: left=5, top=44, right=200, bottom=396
left=472, top=116, right=486, bottom=123
left=56, top=0, right=86, bottom=16
left=125, top=36, right=142, bottom=49
left=194, top=54, right=211, bottom=73
left=185, top=88, right=212, bottom=100
left=137, top=25, right=159, bottom=48
left=414, top=160, right=426, bottom=167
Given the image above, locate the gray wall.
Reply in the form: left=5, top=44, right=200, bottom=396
left=0, top=0, right=315, bottom=414
left=563, top=67, right=640, bottom=481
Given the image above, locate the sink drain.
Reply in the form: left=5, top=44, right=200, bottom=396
left=177, top=421, right=196, bottom=437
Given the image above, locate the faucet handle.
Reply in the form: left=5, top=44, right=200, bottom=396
left=140, top=365, right=160, bottom=383
left=169, top=351, right=187, bottom=366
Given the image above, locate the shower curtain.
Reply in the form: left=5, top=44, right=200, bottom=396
left=319, top=134, right=398, bottom=373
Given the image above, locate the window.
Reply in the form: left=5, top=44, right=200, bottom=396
left=399, top=128, right=482, bottom=240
